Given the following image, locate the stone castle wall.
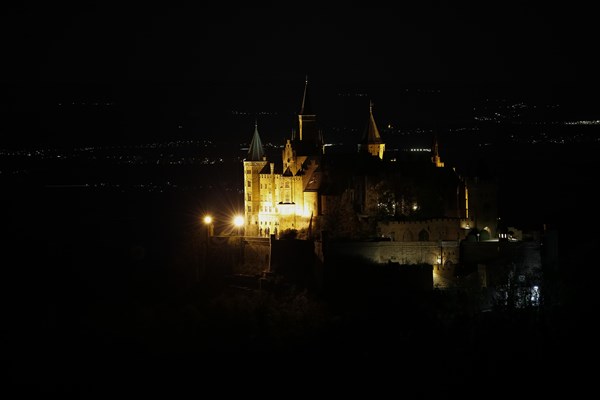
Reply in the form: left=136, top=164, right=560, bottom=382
left=377, top=219, right=470, bottom=242
left=324, top=240, right=460, bottom=266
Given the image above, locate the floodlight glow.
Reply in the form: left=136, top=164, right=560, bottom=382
left=233, top=215, right=244, bottom=227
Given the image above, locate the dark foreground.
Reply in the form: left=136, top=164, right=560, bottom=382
left=2, top=179, right=597, bottom=397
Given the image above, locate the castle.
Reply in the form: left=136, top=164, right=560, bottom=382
left=234, top=78, right=548, bottom=305
left=242, top=77, right=324, bottom=237
left=242, top=78, right=499, bottom=244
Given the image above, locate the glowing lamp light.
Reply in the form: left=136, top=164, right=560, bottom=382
left=203, top=215, right=213, bottom=225
left=233, top=215, right=244, bottom=227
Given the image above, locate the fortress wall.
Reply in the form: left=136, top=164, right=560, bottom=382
left=325, top=240, right=460, bottom=266
left=378, top=219, right=470, bottom=242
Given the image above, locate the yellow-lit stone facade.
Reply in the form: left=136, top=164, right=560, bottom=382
left=243, top=142, right=320, bottom=237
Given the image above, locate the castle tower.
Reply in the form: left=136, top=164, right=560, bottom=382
left=431, top=133, right=445, bottom=167
left=297, top=75, right=322, bottom=152
left=243, top=120, right=268, bottom=236
left=358, top=100, right=385, bottom=159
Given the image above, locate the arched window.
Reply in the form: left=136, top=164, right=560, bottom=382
left=418, top=229, right=429, bottom=241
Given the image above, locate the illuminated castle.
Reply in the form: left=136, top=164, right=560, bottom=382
left=242, top=78, right=498, bottom=242
left=242, top=77, right=324, bottom=237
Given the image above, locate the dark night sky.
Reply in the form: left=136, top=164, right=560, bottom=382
left=2, top=3, right=595, bottom=84
left=1, top=3, right=599, bottom=146
left=2, top=7, right=600, bottom=385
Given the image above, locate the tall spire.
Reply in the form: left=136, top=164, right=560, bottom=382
left=297, top=75, right=321, bottom=151
left=431, top=132, right=444, bottom=167
left=359, top=100, right=385, bottom=159
left=432, top=132, right=439, bottom=156
left=247, top=119, right=265, bottom=161
left=364, top=100, right=382, bottom=144
left=300, top=74, right=313, bottom=115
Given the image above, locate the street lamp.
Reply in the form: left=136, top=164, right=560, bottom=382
left=233, top=215, right=244, bottom=268
left=199, top=214, right=214, bottom=281
left=233, top=215, right=244, bottom=236
left=203, top=215, right=214, bottom=238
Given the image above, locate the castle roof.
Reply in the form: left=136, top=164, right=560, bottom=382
left=282, top=166, right=294, bottom=177
left=361, top=100, right=383, bottom=145
left=304, top=171, right=322, bottom=191
left=247, top=120, right=265, bottom=161
left=259, top=163, right=271, bottom=174
left=299, top=75, right=314, bottom=116
left=432, top=133, right=440, bottom=157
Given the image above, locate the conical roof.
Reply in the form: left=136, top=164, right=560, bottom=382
left=362, top=100, right=382, bottom=144
left=299, top=75, right=314, bottom=115
left=247, top=120, right=265, bottom=161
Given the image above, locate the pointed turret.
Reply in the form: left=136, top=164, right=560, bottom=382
left=297, top=75, right=322, bottom=152
left=243, top=119, right=268, bottom=236
left=300, top=75, right=313, bottom=116
left=364, top=100, right=383, bottom=144
left=431, top=133, right=444, bottom=167
left=247, top=119, right=265, bottom=161
left=359, top=100, right=385, bottom=159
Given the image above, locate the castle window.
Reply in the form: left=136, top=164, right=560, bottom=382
left=247, top=194, right=251, bottom=201
left=418, top=229, right=429, bottom=241
left=246, top=169, right=251, bottom=174
left=247, top=180, right=251, bottom=188
left=247, top=206, right=251, bottom=212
